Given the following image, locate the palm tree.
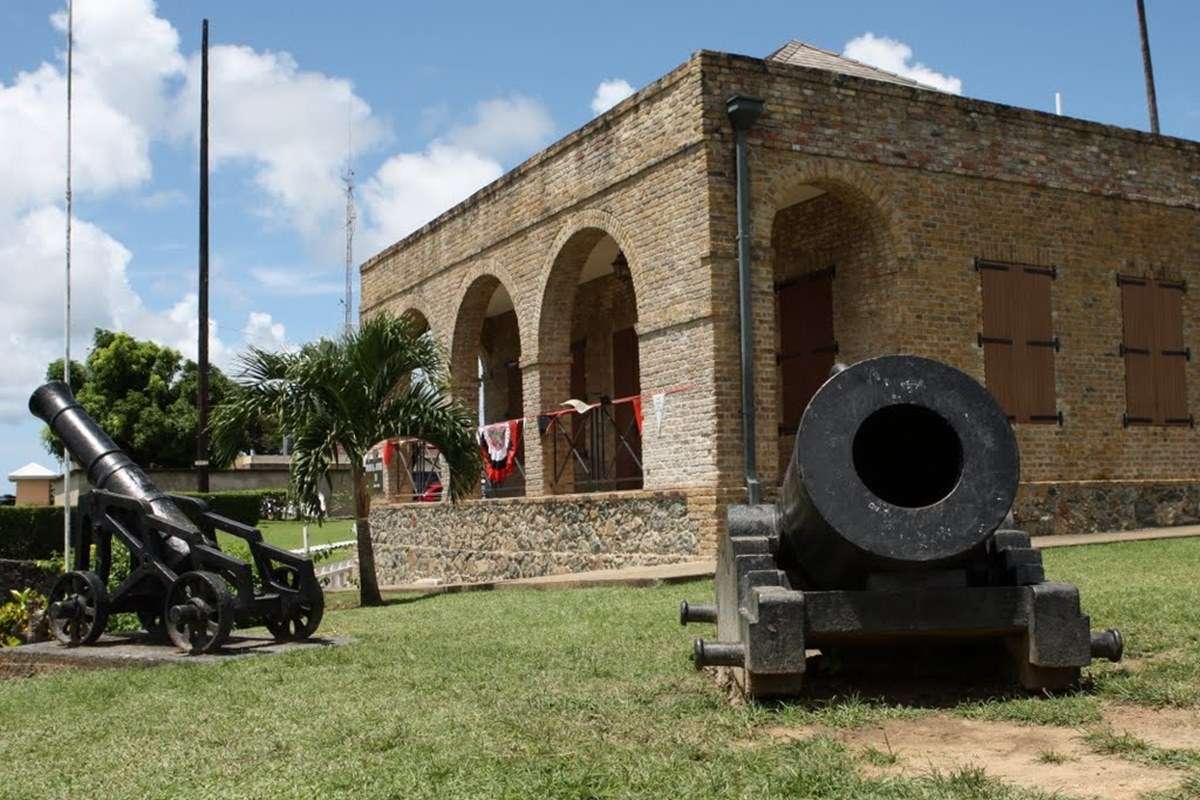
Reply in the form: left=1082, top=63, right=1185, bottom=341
left=211, top=312, right=479, bottom=606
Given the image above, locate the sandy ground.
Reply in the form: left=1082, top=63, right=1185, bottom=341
left=765, top=705, right=1200, bottom=800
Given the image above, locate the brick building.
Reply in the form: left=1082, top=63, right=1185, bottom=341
left=361, top=41, right=1200, bottom=585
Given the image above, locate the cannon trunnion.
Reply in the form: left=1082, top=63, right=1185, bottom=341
left=681, top=356, right=1122, bottom=698
left=31, top=381, right=323, bottom=653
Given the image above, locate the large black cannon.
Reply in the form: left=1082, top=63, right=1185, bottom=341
left=31, top=381, right=323, bottom=653
left=681, top=356, right=1122, bottom=698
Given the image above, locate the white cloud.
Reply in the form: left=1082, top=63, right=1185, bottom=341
left=51, top=0, right=184, bottom=133
left=590, top=78, right=635, bottom=115
left=251, top=267, right=344, bottom=296
left=842, top=33, right=963, bottom=95
left=360, top=144, right=503, bottom=254
left=445, top=95, right=554, bottom=162
left=173, top=44, right=387, bottom=239
left=0, top=206, right=237, bottom=423
left=241, top=311, right=290, bottom=352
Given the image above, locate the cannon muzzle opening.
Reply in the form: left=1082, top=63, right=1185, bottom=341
left=852, top=403, right=964, bottom=509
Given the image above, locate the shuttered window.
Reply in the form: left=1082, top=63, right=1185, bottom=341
left=978, top=260, right=1060, bottom=424
left=1119, top=275, right=1191, bottom=426
left=776, top=268, right=837, bottom=434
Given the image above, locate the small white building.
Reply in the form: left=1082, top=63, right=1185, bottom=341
left=7, top=463, right=58, bottom=507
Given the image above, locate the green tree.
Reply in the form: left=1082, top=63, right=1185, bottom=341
left=41, top=330, right=262, bottom=467
left=210, top=312, right=479, bottom=606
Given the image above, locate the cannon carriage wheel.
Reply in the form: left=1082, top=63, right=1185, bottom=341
left=165, top=571, right=233, bottom=654
left=265, top=565, right=324, bottom=641
left=47, top=571, right=109, bottom=646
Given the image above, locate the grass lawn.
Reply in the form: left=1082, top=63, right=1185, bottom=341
left=255, top=518, right=357, bottom=551
left=1, top=538, right=1197, bottom=799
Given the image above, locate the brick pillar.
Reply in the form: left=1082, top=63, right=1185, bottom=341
left=523, top=359, right=572, bottom=496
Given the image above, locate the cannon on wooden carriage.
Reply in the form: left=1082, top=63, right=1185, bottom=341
left=30, top=381, right=323, bottom=654
left=680, top=356, right=1123, bottom=698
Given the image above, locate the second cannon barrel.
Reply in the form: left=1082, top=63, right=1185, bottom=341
left=775, top=355, right=1020, bottom=589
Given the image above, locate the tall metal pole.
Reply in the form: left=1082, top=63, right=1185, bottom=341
left=196, top=19, right=211, bottom=492
left=343, top=103, right=355, bottom=334
left=62, top=0, right=74, bottom=566
left=1136, top=0, right=1160, bottom=134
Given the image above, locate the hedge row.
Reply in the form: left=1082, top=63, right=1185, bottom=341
left=177, top=489, right=289, bottom=528
left=0, top=490, right=288, bottom=559
left=0, top=506, right=64, bottom=560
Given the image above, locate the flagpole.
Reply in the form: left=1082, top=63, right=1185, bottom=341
left=62, top=0, right=74, bottom=569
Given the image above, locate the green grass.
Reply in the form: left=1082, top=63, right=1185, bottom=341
left=0, top=537, right=1197, bottom=799
left=214, top=518, right=357, bottom=564
left=256, top=518, right=356, bottom=550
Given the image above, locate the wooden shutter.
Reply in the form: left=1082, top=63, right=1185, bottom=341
left=1020, top=269, right=1059, bottom=423
left=1120, top=277, right=1156, bottom=424
left=1154, top=282, right=1189, bottom=425
left=979, top=260, right=1058, bottom=424
left=1121, top=276, right=1190, bottom=426
left=776, top=269, right=837, bottom=433
left=980, top=264, right=1018, bottom=419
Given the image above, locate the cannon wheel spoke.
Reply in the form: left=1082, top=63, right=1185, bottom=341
left=265, top=565, right=324, bottom=642
left=165, top=571, right=233, bottom=655
left=47, top=571, right=108, bottom=647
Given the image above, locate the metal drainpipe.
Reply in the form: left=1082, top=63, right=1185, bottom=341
left=727, top=95, right=765, bottom=505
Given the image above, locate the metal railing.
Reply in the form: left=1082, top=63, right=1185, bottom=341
left=542, top=396, right=643, bottom=494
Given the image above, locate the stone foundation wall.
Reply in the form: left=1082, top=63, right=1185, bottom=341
left=370, top=489, right=711, bottom=585
left=1014, top=480, right=1200, bottom=537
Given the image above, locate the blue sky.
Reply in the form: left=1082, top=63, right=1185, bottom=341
left=1, top=0, right=1197, bottom=491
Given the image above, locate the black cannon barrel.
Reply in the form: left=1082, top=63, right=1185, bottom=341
left=777, top=355, right=1019, bottom=589
left=29, top=382, right=200, bottom=547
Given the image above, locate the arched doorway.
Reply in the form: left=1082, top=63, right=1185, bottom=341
left=771, top=182, right=896, bottom=475
left=538, top=228, right=642, bottom=494
left=451, top=275, right=525, bottom=498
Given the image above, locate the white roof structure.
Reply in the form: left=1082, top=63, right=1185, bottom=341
left=7, top=462, right=58, bottom=482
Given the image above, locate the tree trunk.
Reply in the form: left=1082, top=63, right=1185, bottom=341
left=351, top=463, right=383, bottom=606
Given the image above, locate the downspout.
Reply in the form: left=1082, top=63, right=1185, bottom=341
left=727, top=95, right=765, bottom=505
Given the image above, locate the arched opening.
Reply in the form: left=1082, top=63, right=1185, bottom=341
left=370, top=307, right=447, bottom=503
left=771, top=182, right=895, bottom=476
left=451, top=275, right=525, bottom=498
left=538, top=229, right=642, bottom=494
left=401, top=308, right=431, bottom=336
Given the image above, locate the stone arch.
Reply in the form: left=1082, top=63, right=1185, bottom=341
left=532, top=209, right=648, bottom=365
left=757, top=159, right=910, bottom=484
left=399, top=306, right=431, bottom=335
left=449, top=271, right=524, bottom=419
left=758, top=160, right=909, bottom=261
left=532, top=210, right=646, bottom=494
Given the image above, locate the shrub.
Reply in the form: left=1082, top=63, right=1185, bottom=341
left=0, top=588, right=47, bottom=647
left=0, top=506, right=64, bottom=560
left=177, top=489, right=286, bottom=528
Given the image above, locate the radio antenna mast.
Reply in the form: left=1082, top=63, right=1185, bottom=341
left=342, top=106, right=356, bottom=334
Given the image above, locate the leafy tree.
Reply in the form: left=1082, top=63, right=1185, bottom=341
left=211, top=312, right=479, bottom=606
left=40, top=329, right=266, bottom=467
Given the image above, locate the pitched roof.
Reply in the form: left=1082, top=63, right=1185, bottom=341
left=7, top=462, right=58, bottom=481
left=766, top=40, right=922, bottom=89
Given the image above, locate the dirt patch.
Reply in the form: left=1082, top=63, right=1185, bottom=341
left=1104, top=704, right=1200, bottom=751
left=766, top=715, right=1181, bottom=800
